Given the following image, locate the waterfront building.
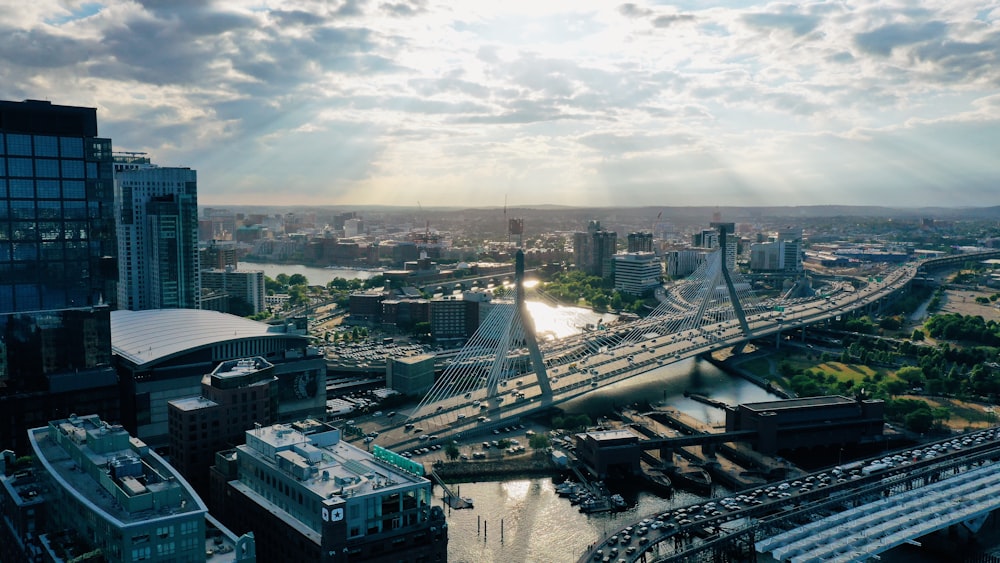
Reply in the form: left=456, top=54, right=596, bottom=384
left=115, top=159, right=200, bottom=310
left=386, top=354, right=436, bottom=396
left=612, top=252, right=662, bottom=296
left=725, top=395, right=884, bottom=454
left=111, top=309, right=324, bottom=448
left=4, top=414, right=255, bottom=562
left=0, top=99, right=119, bottom=454
left=168, top=357, right=279, bottom=498
left=574, top=429, right=641, bottom=480
left=200, top=267, right=267, bottom=315
left=211, top=419, right=447, bottom=563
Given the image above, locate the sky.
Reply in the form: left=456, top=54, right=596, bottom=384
left=3, top=1, right=1000, bottom=208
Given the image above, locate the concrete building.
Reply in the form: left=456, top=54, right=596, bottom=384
left=665, top=249, right=707, bottom=279
left=749, top=227, right=804, bottom=273
left=724, top=395, right=884, bottom=454
left=200, top=268, right=267, bottom=315
left=168, top=357, right=279, bottom=498
left=116, top=161, right=200, bottom=310
left=429, top=295, right=479, bottom=341
left=0, top=99, right=120, bottom=454
left=627, top=232, right=654, bottom=253
left=386, top=354, right=436, bottom=396
left=613, top=252, right=662, bottom=296
left=111, top=309, right=324, bottom=448
left=573, top=220, right=618, bottom=279
left=7, top=414, right=255, bottom=563
left=211, top=420, right=447, bottom=563
left=574, top=429, right=641, bottom=480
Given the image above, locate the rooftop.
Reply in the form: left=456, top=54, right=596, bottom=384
left=742, top=395, right=856, bottom=412
left=111, top=309, right=303, bottom=366
left=29, top=414, right=206, bottom=527
left=170, top=396, right=220, bottom=412
left=241, top=421, right=426, bottom=502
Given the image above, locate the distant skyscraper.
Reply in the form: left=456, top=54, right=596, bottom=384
left=115, top=158, right=200, bottom=310
left=627, top=232, right=654, bottom=253
left=0, top=99, right=119, bottom=453
left=573, top=220, right=617, bottom=278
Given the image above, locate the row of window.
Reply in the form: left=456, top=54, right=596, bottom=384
left=1, top=134, right=84, bottom=158
left=0, top=157, right=96, bottom=179
left=1, top=179, right=88, bottom=199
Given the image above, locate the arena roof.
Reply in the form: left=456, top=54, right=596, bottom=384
left=111, top=309, right=301, bottom=367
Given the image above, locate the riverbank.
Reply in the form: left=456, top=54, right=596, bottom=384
left=434, top=455, right=559, bottom=480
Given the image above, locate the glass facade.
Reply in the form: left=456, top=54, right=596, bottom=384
left=0, top=100, right=117, bottom=390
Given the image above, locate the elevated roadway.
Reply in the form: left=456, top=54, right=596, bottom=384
left=580, top=427, right=1000, bottom=563
left=368, top=262, right=921, bottom=452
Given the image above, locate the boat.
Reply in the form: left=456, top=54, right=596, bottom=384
left=673, top=468, right=712, bottom=495
left=579, top=498, right=611, bottom=514
left=555, top=482, right=580, bottom=497
left=643, top=469, right=673, bottom=496
left=610, top=494, right=628, bottom=511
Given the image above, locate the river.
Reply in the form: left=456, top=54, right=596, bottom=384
left=444, top=359, right=783, bottom=563
left=248, top=263, right=779, bottom=562
left=240, top=262, right=377, bottom=286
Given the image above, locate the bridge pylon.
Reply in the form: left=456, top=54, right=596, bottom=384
left=515, top=250, right=552, bottom=400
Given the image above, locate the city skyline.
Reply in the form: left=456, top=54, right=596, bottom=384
left=4, top=1, right=999, bottom=208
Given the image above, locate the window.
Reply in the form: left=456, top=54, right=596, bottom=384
left=35, top=159, right=59, bottom=178
left=8, top=158, right=32, bottom=177
left=60, top=137, right=83, bottom=158
left=9, top=180, right=33, bottom=198
left=63, top=180, right=84, bottom=199
left=61, top=160, right=84, bottom=179
left=34, top=136, right=58, bottom=157
left=7, top=134, right=31, bottom=156
left=37, top=180, right=59, bottom=198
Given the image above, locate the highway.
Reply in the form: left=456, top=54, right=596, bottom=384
left=359, top=262, right=921, bottom=454
left=580, top=426, right=1000, bottom=563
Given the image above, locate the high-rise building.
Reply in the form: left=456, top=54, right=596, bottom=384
left=0, top=99, right=119, bottom=453
left=200, top=268, right=266, bottom=315
left=211, top=419, right=447, bottom=563
left=168, top=357, right=279, bottom=499
left=116, top=159, right=200, bottom=310
left=627, top=232, right=654, bottom=253
left=9, top=414, right=256, bottom=563
left=573, top=220, right=618, bottom=279
left=613, top=252, right=662, bottom=295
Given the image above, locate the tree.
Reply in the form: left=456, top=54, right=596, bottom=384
left=288, top=273, right=308, bottom=286
left=444, top=442, right=460, bottom=461
left=497, top=438, right=512, bottom=450
left=275, top=273, right=290, bottom=287
left=905, top=408, right=935, bottom=433
left=529, top=433, right=551, bottom=450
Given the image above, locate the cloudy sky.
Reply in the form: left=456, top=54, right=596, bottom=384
left=3, top=1, right=999, bottom=208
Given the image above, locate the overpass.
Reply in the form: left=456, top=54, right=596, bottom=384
left=362, top=249, right=1000, bottom=454
left=579, top=426, right=1000, bottom=563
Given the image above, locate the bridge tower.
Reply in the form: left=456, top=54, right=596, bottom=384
left=702, top=222, right=752, bottom=342
left=515, top=249, right=551, bottom=399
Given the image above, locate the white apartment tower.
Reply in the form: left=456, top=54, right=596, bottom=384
left=115, top=157, right=200, bottom=310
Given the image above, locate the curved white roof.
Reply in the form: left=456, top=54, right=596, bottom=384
left=111, top=309, right=299, bottom=366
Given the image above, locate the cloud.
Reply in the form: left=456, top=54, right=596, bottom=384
left=2, top=1, right=998, bottom=207
left=854, top=21, right=948, bottom=57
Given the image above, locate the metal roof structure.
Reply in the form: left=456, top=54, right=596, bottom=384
left=757, top=461, right=1000, bottom=562
left=111, top=308, right=297, bottom=367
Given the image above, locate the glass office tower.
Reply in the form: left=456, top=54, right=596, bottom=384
left=0, top=99, right=119, bottom=453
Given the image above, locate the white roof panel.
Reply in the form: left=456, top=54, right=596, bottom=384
left=111, top=309, right=296, bottom=366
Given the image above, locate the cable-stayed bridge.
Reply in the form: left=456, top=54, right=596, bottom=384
left=365, top=244, right=1000, bottom=452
